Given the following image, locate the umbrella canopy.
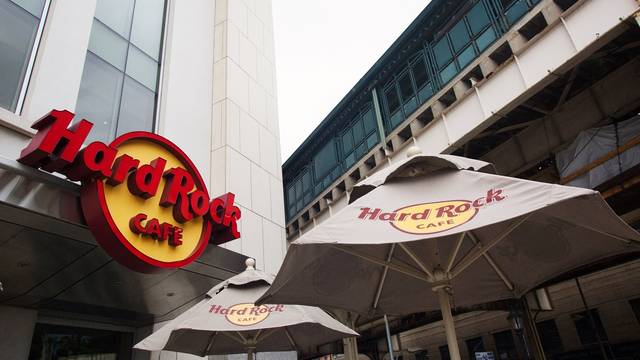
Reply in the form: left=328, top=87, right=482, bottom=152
left=134, top=259, right=357, bottom=358
left=258, top=149, right=640, bottom=359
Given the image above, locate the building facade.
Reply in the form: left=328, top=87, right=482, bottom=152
left=0, top=0, right=286, bottom=359
left=282, top=0, right=640, bottom=359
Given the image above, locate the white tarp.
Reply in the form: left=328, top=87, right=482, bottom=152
left=556, top=115, right=640, bottom=188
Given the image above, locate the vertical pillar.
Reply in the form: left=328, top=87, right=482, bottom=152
left=435, top=286, right=461, bottom=360
left=371, top=88, right=388, bottom=150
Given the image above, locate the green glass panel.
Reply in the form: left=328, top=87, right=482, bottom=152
left=287, top=186, right=295, bottom=205
left=439, top=61, right=457, bottom=84
left=313, top=141, right=338, bottom=179
left=418, top=83, right=433, bottom=103
left=345, top=152, right=356, bottom=168
left=449, top=19, right=470, bottom=53
left=433, top=36, right=453, bottom=68
left=295, top=178, right=302, bottom=199
left=467, top=2, right=490, bottom=35
left=389, top=110, right=403, bottom=129
left=505, top=0, right=528, bottom=25
left=476, top=27, right=496, bottom=51
left=302, top=171, right=311, bottom=191
left=342, top=130, right=354, bottom=154
left=398, top=72, right=414, bottom=102
left=352, top=119, right=364, bottom=143
left=457, top=45, right=476, bottom=69
left=403, top=98, right=417, bottom=115
left=366, top=133, right=378, bottom=149
left=362, top=108, right=376, bottom=134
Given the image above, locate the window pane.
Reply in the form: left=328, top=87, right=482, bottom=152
left=493, top=330, right=517, bottom=360
left=398, top=72, right=415, bottom=102
left=403, top=98, right=417, bottom=115
left=116, top=76, right=155, bottom=135
left=457, top=45, right=476, bottom=69
left=465, top=337, right=485, bottom=358
left=314, top=141, right=338, bottom=179
left=433, top=36, right=452, bottom=68
left=88, top=20, right=128, bottom=70
left=295, top=178, right=302, bottom=198
left=130, top=0, right=165, bottom=60
left=362, top=108, right=376, bottom=134
left=467, top=2, right=491, bottom=35
left=287, top=186, right=295, bottom=206
left=356, top=143, right=366, bottom=158
left=449, top=20, right=470, bottom=53
left=302, top=171, right=311, bottom=191
left=125, top=45, right=159, bottom=90
left=440, top=61, right=457, bottom=84
left=95, top=0, right=135, bottom=38
left=389, top=110, right=403, bottom=129
left=342, top=130, right=354, bottom=154
left=11, top=0, right=44, bottom=17
left=536, top=319, right=564, bottom=356
left=418, top=82, right=433, bottom=103
left=366, top=133, right=378, bottom=149
left=476, top=27, right=497, bottom=52
left=572, top=309, right=608, bottom=346
left=0, top=0, right=39, bottom=111
left=75, top=53, right=124, bottom=143
left=345, top=153, right=355, bottom=168
left=439, top=345, right=450, bottom=360
left=412, top=57, right=429, bottom=89
left=384, top=86, right=400, bottom=115
left=504, top=0, right=529, bottom=25
left=352, top=119, right=364, bottom=143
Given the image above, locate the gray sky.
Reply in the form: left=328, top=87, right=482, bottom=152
left=272, top=0, right=431, bottom=162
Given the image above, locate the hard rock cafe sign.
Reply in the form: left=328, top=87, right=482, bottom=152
left=18, top=110, right=241, bottom=273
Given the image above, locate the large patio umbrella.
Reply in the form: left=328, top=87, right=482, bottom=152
left=134, top=259, right=358, bottom=359
left=257, top=148, right=640, bottom=360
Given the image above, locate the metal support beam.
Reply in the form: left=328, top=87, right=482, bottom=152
left=329, top=245, right=431, bottom=282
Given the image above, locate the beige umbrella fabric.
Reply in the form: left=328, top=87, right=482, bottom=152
left=134, top=259, right=358, bottom=359
left=258, top=150, right=640, bottom=360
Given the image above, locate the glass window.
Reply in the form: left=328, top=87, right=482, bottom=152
left=366, top=133, right=378, bottom=149
left=384, top=86, right=400, bottom=115
left=352, top=119, right=364, bottom=143
left=476, top=27, right=497, bottom=52
left=439, top=345, right=450, bottom=360
left=116, top=76, right=155, bottom=136
left=0, top=0, right=46, bottom=112
left=504, top=0, right=529, bottom=25
left=362, top=108, right=377, bottom=134
left=571, top=309, right=608, bottom=346
left=75, top=53, right=124, bottom=144
left=130, top=0, right=165, bottom=60
left=287, top=186, right=295, bottom=206
left=412, top=58, right=429, bottom=89
left=313, top=141, right=338, bottom=179
left=449, top=19, right=470, bottom=52
left=302, top=171, right=311, bottom=191
left=467, top=2, right=491, bottom=34
left=77, top=0, right=166, bottom=142
left=94, top=0, right=134, bottom=38
left=465, top=337, right=485, bottom=358
left=457, top=45, right=477, bottom=69
left=631, top=298, right=640, bottom=323
left=536, top=319, right=564, bottom=357
left=342, top=130, right=354, bottom=154
left=493, top=330, right=518, bottom=360
left=398, top=72, right=415, bottom=103
left=433, top=36, right=453, bottom=68
left=440, top=62, right=457, bottom=84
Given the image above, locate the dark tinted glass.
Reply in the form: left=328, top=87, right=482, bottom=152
left=572, top=309, right=608, bottom=346
left=465, top=336, right=485, bottom=357
left=493, top=330, right=518, bottom=360
left=352, top=119, right=364, bottom=142
left=362, top=108, right=376, bottom=134
left=412, top=57, right=429, bottom=89
left=439, top=345, right=450, bottom=360
left=537, top=319, right=564, bottom=356
left=398, top=72, right=415, bottom=102
left=342, top=130, right=354, bottom=154
left=631, top=298, right=640, bottom=323
left=384, top=86, right=400, bottom=114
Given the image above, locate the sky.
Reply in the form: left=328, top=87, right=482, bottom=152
left=272, top=0, right=431, bottom=162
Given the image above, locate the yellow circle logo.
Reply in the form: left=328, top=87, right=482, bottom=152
left=225, top=303, right=271, bottom=326
left=391, top=200, right=478, bottom=235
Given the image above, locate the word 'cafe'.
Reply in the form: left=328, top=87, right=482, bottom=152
left=17, top=110, right=241, bottom=272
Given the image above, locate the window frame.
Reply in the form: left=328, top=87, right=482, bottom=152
left=11, top=0, right=52, bottom=114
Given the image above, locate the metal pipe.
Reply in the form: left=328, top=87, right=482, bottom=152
left=435, top=286, right=461, bottom=360
left=384, top=314, right=395, bottom=360
left=247, top=347, right=255, bottom=360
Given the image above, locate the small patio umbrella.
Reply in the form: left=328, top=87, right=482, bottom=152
left=257, top=148, right=640, bottom=360
left=134, top=259, right=358, bottom=359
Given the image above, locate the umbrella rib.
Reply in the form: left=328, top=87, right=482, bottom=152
left=284, top=326, right=298, bottom=350
left=550, top=214, right=638, bottom=246
left=372, top=244, right=396, bottom=310
left=398, top=243, right=435, bottom=280
left=255, top=327, right=279, bottom=343
left=451, top=214, right=530, bottom=278
left=467, top=231, right=515, bottom=291
left=252, top=329, right=263, bottom=342
left=204, top=331, right=218, bottom=355
left=220, top=331, right=246, bottom=345
left=329, top=244, right=431, bottom=282
left=445, top=232, right=466, bottom=273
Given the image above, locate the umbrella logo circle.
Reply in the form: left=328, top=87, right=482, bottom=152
left=391, top=200, right=479, bottom=235
left=225, top=303, right=272, bottom=326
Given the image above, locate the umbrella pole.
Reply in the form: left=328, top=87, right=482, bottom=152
left=384, top=314, right=395, bottom=360
left=247, top=346, right=256, bottom=360
left=435, top=285, right=462, bottom=360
